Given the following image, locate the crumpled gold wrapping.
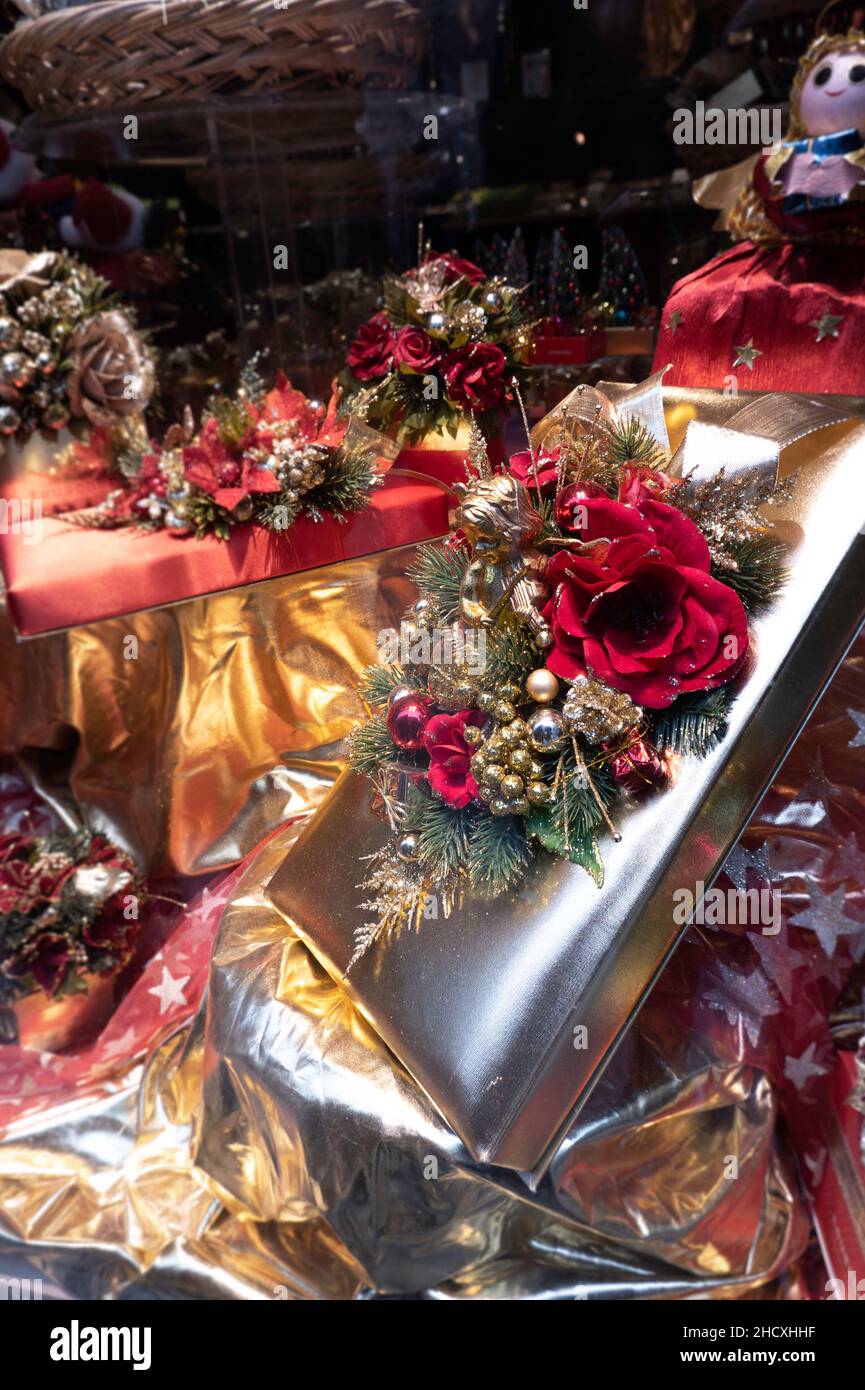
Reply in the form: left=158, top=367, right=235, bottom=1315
left=0, top=545, right=420, bottom=876
left=0, top=819, right=807, bottom=1300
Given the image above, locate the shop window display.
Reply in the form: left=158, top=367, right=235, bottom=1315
left=0, top=0, right=861, bottom=1332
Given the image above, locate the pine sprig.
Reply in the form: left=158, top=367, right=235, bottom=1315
left=358, top=662, right=424, bottom=707
left=404, top=786, right=476, bottom=879
left=254, top=494, right=300, bottom=532
left=465, top=810, right=533, bottom=898
left=348, top=716, right=400, bottom=774
left=607, top=414, right=666, bottom=468
left=649, top=686, right=734, bottom=758
left=714, top=536, right=786, bottom=614
left=407, top=542, right=468, bottom=617
left=484, top=612, right=538, bottom=691
left=302, top=449, right=379, bottom=521
left=543, top=743, right=616, bottom=841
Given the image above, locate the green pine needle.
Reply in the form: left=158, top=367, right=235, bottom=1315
left=403, top=786, right=476, bottom=879
left=485, top=612, right=538, bottom=691
left=607, top=414, right=666, bottom=468
left=302, top=450, right=379, bottom=521
left=714, top=536, right=786, bottom=615
left=649, top=686, right=734, bottom=758
left=407, top=542, right=468, bottom=617
left=255, top=494, right=300, bottom=532
left=348, top=716, right=400, bottom=775
left=358, top=663, right=424, bottom=706
left=465, top=810, right=533, bottom=898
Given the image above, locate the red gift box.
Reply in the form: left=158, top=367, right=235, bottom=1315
left=0, top=472, right=449, bottom=637
left=529, top=327, right=606, bottom=365
left=810, top=1052, right=865, bottom=1299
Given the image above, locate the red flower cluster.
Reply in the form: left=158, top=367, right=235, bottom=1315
left=112, top=373, right=346, bottom=523
left=0, top=830, right=142, bottom=999
left=422, top=710, right=487, bottom=809
left=345, top=254, right=511, bottom=415
left=543, top=492, right=749, bottom=709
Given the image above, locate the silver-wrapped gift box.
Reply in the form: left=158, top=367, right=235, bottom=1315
left=268, top=385, right=865, bottom=1179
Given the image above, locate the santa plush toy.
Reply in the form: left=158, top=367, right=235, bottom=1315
left=654, top=0, right=865, bottom=395
left=60, top=178, right=147, bottom=253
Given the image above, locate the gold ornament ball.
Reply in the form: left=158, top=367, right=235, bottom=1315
left=484, top=762, right=506, bottom=787
left=526, top=781, right=551, bottom=806
left=477, top=691, right=496, bottom=712
left=500, top=681, right=521, bottom=702
left=499, top=724, right=522, bottom=747
left=500, top=773, right=524, bottom=799
left=462, top=724, right=484, bottom=747
left=525, top=669, right=560, bottom=704
left=492, top=699, right=517, bottom=724
left=509, top=746, right=532, bottom=773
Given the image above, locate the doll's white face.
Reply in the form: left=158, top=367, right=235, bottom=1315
left=799, top=47, right=865, bottom=136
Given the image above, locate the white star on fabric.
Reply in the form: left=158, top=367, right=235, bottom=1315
left=704, top=961, right=782, bottom=1047
left=789, top=883, right=865, bottom=959
left=147, top=966, right=189, bottom=1015
left=733, top=339, right=762, bottom=370
left=784, top=1042, right=829, bottom=1094
left=100, top=1026, right=142, bottom=1061
left=746, top=930, right=802, bottom=1006
left=723, top=841, right=774, bottom=892
left=847, top=708, right=865, bottom=749
left=831, top=830, right=863, bottom=883
left=810, top=312, right=843, bottom=343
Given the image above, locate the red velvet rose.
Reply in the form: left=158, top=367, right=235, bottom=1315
left=422, top=710, right=487, bottom=808
left=617, top=464, right=677, bottom=507
left=347, top=312, right=395, bottom=381
left=427, top=252, right=486, bottom=286
left=508, top=447, right=562, bottom=495
left=543, top=496, right=748, bottom=709
left=392, top=325, right=439, bottom=375
left=444, top=343, right=506, bottom=411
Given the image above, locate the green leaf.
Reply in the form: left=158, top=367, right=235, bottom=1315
left=525, top=809, right=604, bottom=886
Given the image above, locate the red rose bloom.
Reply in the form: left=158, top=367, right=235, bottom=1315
left=617, top=464, right=677, bottom=507
left=508, top=447, right=562, bottom=495
left=543, top=496, right=749, bottom=709
left=427, top=252, right=486, bottom=286
left=392, top=325, right=439, bottom=375
left=444, top=343, right=506, bottom=411
left=422, top=710, right=487, bottom=809
left=347, top=312, right=395, bottom=381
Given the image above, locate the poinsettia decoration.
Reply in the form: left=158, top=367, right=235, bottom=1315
left=340, top=249, right=533, bottom=444
left=93, top=364, right=387, bottom=539
left=0, top=827, right=144, bottom=1004
left=347, top=395, right=788, bottom=964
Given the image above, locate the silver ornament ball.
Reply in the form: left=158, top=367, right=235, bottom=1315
left=527, top=706, right=568, bottom=754
left=396, top=830, right=420, bottom=861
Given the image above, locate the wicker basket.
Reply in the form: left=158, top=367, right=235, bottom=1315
left=0, top=0, right=427, bottom=114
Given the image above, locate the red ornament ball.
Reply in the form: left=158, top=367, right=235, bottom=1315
left=608, top=735, right=668, bottom=797
left=387, top=692, right=432, bottom=751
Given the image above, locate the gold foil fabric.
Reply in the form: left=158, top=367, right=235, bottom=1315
left=0, top=814, right=810, bottom=1300
left=0, top=545, right=421, bottom=877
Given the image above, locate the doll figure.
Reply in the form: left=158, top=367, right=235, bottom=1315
left=653, top=3, right=865, bottom=395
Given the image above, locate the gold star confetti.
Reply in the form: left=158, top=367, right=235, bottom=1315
left=810, top=312, right=843, bottom=343
left=733, top=339, right=762, bottom=370
left=666, top=309, right=684, bottom=333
